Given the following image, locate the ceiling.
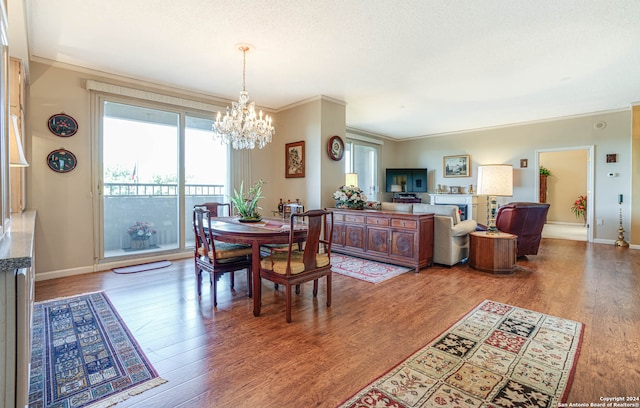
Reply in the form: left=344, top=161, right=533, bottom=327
left=21, top=0, right=640, bottom=140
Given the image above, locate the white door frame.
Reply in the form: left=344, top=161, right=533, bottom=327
left=534, top=145, right=594, bottom=243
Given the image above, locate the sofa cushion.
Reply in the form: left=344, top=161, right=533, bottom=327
left=412, top=204, right=461, bottom=224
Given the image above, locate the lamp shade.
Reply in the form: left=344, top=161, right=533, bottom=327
left=345, top=173, right=358, bottom=187
left=390, top=184, right=402, bottom=192
left=477, top=165, right=512, bottom=196
left=9, top=114, right=29, bottom=167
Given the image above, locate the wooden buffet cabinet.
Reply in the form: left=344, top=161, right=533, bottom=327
left=330, top=208, right=434, bottom=272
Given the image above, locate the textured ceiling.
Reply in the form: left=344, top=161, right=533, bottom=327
left=24, top=0, right=640, bottom=139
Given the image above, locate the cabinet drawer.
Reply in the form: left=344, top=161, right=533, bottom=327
left=391, top=218, right=417, bottom=229
left=334, top=213, right=345, bottom=222
left=367, top=216, right=389, bottom=226
left=345, top=214, right=366, bottom=224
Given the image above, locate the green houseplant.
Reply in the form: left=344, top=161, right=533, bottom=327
left=539, top=166, right=551, bottom=176
left=228, top=179, right=265, bottom=222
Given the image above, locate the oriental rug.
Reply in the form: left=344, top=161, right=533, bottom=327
left=338, top=300, right=584, bottom=408
left=29, top=292, right=166, bottom=408
left=331, top=254, right=412, bottom=283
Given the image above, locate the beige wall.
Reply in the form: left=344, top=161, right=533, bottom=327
left=393, top=111, right=632, bottom=243
left=540, top=150, right=588, bottom=223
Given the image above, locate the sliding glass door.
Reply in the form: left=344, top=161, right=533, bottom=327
left=98, top=99, right=228, bottom=260
left=102, top=102, right=180, bottom=258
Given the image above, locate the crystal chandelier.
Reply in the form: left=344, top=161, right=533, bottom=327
left=212, top=45, right=274, bottom=149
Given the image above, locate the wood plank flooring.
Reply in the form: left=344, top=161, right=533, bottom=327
left=34, top=238, right=640, bottom=407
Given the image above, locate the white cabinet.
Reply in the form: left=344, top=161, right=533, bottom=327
left=0, top=211, right=36, bottom=408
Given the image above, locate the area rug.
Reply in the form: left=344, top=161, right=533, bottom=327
left=331, top=254, right=412, bottom=283
left=112, top=260, right=172, bottom=274
left=338, top=300, right=584, bottom=407
left=29, top=292, right=167, bottom=408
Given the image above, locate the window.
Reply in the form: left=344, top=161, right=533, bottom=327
left=345, top=139, right=379, bottom=201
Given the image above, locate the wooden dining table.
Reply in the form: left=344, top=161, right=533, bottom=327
left=206, top=216, right=307, bottom=316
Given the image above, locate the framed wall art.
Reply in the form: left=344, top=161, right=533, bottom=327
left=285, top=141, right=305, bottom=178
left=47, top=148, right=77, bottom=173
left=443, top=154, right=470, bottom=177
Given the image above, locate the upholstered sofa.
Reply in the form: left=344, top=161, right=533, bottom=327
left=380, top=202, right=478, bottom=266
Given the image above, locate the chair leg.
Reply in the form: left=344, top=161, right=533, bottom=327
left=213, top=272, right=218, bottom=307
left=326, top=274, right=332, bottom=307
left=295, top=284, right=301, bottom=295
left=196, top=269, right=202, bottom=298
left=286, top=284, right=292, bottom=323
left=313, top=279, right=318, bottom=297
left=246, top=268, right=252, bottom=298
left=230, top=271, right=235, bottom=289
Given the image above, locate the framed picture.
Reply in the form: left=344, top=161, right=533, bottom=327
left=285, top=141, right=305, bottom=178
left=520, top=159, right=528, bottom=168
left=443, top=154, right=470, bottom=177
left=606, top=154, right=617, bottom=163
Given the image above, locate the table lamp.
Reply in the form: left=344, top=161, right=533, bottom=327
left=477, top=164, right=513, bottom=234
left=345, top=173, right=359, bottom=187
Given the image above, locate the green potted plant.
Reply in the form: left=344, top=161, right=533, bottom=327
left=539, top=166, right=551, bottom=176
left=228, top=179, right=265, bottom=222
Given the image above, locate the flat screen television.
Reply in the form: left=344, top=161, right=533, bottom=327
left=385, top=168, right=428, bottom=193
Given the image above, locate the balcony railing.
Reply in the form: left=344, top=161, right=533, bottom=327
left=102, top=183, right=226, bottom=255
left=104, top=183, right=225, bottom=196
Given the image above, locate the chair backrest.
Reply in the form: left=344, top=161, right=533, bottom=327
left=195, top=202, right=230, bottom=217
left=290, top=209, right=333, bottom=270
left=496, top=202, right=550, bottom=256
left=283, top=203, right=304, bottom=219
left=193, top=206, right=212, bottom=259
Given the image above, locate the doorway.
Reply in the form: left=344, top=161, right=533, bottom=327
left=536, top=146, right=593, bottom=242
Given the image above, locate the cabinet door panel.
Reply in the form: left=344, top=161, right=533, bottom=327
left=345, top=225, right=365, bottom=250
left=391, top=230, right=415, bottom=259
left=367, top=227, right=389, bottom=255
left=331, top=223, right=345, bottom=246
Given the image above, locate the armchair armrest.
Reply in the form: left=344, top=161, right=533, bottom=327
left=451, top=220, right=478, bottom=236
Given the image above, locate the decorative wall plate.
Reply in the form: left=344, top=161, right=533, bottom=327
left=48, top=113, right=78, bottom=137
left=327, top=135, right=344, bottom=161
left=47, top=148, right=77, bottom=173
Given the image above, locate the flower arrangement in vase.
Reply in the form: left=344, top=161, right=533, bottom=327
left=333, top=185, right=367, bottom=210
left=571, top=195, right=587, bottom=224
left=228, top=179, right=265, bottom=222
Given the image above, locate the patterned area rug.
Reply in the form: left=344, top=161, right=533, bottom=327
left=338, top=300, right=584, bottom=407
left=331, top=254, right=412, bottom=283
left=29, top=292, right=166, bottom=408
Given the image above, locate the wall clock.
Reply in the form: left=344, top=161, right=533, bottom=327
left=327, top=135, right=344, bottom=161
left=48, top=113, right=78, bottom=137
left=47, top=148, right=77, bottom=173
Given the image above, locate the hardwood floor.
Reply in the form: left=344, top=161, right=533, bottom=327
left=34, top=239, right=640, bottom=407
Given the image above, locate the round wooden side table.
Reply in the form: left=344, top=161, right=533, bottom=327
left=469, top=231, right=517, bottom=274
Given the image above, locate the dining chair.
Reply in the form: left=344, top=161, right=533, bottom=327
left=259, top=209, right=333, bottom=322
left=195, top=202, right=231, bottom=217
left=193, top=206, right=252, bottom=306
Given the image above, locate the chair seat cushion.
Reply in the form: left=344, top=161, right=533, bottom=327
left=260, top=251, right=330, bottom=275
left=198, top=242, right=252, bottom=260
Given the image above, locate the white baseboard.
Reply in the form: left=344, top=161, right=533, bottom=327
left=35, top=251, right=192, bottom=281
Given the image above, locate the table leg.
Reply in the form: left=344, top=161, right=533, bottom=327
left=252, top=242, right=261, bottom=317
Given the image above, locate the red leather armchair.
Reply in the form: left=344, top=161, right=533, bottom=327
left=494, top=202, right=550, bottom=257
